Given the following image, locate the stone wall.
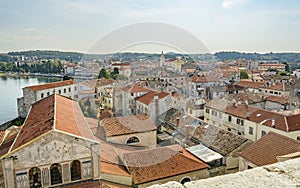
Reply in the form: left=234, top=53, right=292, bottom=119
left=149, top=158, right=300, bottom=188
left=106, top=130, right=156, bottom=149
left=2, top=131, right=99, bottom=188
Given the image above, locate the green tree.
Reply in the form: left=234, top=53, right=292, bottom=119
left=98, top=68, right=110, bottom=79
left=240, top=70, right=249, bottom=79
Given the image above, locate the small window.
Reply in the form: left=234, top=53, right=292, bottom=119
left=131, top=93, right=134, bottom=97
left=41, top=93, right=44, bottom=98
left=228, top=116, right=232, bottom=122
left=180, top=177, right=191, bottom=184
left=249, top=127, right=253, bottom=135
left=261, top=130, right=266, bottom=137
left=74, top=87, right=77, bottom=91
left=205, top=108, right=210, bottom=114
left=238, top=132, right=242, bottom=135
left=47, top=92, right=50, bottom=96
left=297, top=136, right=300, bottom=141
left=64, top=88, right=66, bottom=93
left=59, top=90, right=61, bottom=94
left=69, top=88, right=71, bottom=92
left=227, top=128, right=231, bottom=131
left=126, top=136, right=140, bottom=145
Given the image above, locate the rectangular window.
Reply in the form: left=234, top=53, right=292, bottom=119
left=47, top=92, right=50, bottom=96
left=205, top=108, right=210, bottom=114
left=228, top=116, right=232, bottom=122
left=74, top=87, right=77, bottom=91
left=249, top=127, right=253, bottom=135
left=59, top=90, right=61, bottom=94
left=237, top=118, right=244, bottom=126
left=261, top=130, right=266, bottom=137
left=41, top=93, right=44, bottom=98
left=69, top=88, right=71, bottom=92
left=64, top=88, right=66, bottom=93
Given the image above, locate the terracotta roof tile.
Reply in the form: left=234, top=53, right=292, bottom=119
left=0, top=130, right=5, bottom=145
left=235, top=81, right=264, bottom=89
left=239, top=132, right=300, bottom=166
left=189, top=75, right=218, bottom=83
left=25, top=80, right=74, bottom=91
left=121, top=85, right=151, bottom=93
left=11, top=94, right=96, bottom=152
left=136, top=91, right=169, bottom=105
left=265, top=96, right=288, bottom=104
left=55, top=95, right=96, bottom=141
left=100, top=162, right=130, bottom=177
left=121, top=145, right=208, bottom=184
left=60, top=180, right=102, bottom=188
left=100, top=115, right=156, bottom=137
left=193, top=125, right=248, bottom=155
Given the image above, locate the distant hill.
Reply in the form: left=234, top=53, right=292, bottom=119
left=7, top=50, right=84, bottom=62
left=214, top=51, right=300, bottom=62
left=1, top=50, right=300, bottom=63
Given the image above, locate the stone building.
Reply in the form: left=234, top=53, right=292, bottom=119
left=135, top=91, right=171, bottom=124
left=239, top=132, right=300, bottom=171
left=1, top=94, right=100, bottom=188
left=99, top=114, right=157, bottom=148
left=121, top=84, right=151, bottom=116
left=17, top=80, right=77, bottom=117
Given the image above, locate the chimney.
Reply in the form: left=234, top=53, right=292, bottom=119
left=154, top=93, right=159, bottom=126
left=185, top=125, right=190, bottom=141
left=176, top=117, right=180, bottom=127
left=271, top=119, right=275, bottom=127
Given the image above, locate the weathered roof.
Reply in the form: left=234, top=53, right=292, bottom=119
left=121, top=145, right=208, bottom=184
left=189, top=75, right=219, bottom=83
left=9, top=94, right=96, bottom=153
left=265, top=96, right=288, bottom=104
left=235, top=81, right=264, bottom=89
left=136, top=91, right=169, bottom=105
left=25, top=80, right=75, bottom=91
left=121, top=84, right=151, bottom=93
left=100, top=115, right=157, bottom=137
left=239, top=132, right=300, bottom=166
left=193, top=125, right=249, bottom=155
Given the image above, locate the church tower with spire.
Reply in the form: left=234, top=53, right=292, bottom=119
left=160, top=51, right=165, bottom=67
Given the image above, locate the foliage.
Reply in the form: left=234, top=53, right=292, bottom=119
left=240, top=70, right=249, bottom=79
left=110, top=67, right=120, bottom=80
left=98, top=68, right=110, bottom=79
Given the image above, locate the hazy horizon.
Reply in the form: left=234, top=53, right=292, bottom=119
left=1, top=0, right=300, bottom=53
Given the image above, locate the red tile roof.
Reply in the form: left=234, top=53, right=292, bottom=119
left=25, top=80, right=75, bottom=91
left=121, top=85, right=151, bottom=93
left=235, top=81, right=264, bottom=89
left=121, top=145, right=208, bottom=184
left=136, top=91, right=169, bottom=105
left=206, top=99, right=300, bottom=132
left=0, top=130, right=5, bottom=145
left=100, top=115, right=156, bottom=137
left=239, top=132, right=300, bottom=166
left=265, top=83, right=288, bottom=91
left=265, top=96, right=288, bottom=104
left=10, top=94, right=96, bottom=152
left=189, top=75, right=218, bottom=83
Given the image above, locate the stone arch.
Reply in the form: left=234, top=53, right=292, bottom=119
left=126, top=136, right=140, bottom=145
left=29, top=167, right=41, bottom=188
left=71, top=160, right=82, bottom=181
left=50, top=163, right=62, bottom=185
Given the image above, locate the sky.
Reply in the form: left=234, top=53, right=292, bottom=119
left=0, top=0, right=300, bottom=54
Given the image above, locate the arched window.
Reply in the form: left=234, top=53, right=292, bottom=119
left=71, top=160, right=81, bottom=181
left=29, top=167, right=41, bottom=188
left=180, top=177, right=191, bottom=184
left=126, top=136, right=140, bottom=145
left=50, top=163, right=62, bottom=185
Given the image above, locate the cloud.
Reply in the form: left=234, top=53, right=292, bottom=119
left=222, top=0, right=247, bottom=9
